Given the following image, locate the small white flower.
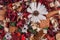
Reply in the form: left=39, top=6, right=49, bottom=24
left=50, top=2, right=55, bottom=7
left=22, top=24, right=28, bottom=33
left=27, top=2, right=48, bottom=23
left=5, top=33, right=12, bottom=40
left=50, top=17, right=59, bottom=28
left=55, top=0, right=60, bottom=7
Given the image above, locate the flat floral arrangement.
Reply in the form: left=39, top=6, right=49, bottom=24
left=0, top=0, right=60, bottom=40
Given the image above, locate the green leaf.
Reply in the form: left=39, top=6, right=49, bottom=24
left=10, top=22, right=16, bottom=26
left=17, top=28, right=22, bottom=33
left=44, top=27, right=48, bottom=30
left=29, top=29, right=37, bottom=34
left=3, top=37, right=6, bottom=40
left=0, top=25, right=3, bottom=29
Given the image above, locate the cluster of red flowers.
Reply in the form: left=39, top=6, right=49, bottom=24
left=0, top=0, right=60, bottom=40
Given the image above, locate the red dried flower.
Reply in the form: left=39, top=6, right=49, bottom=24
left=6, top=9, right=17, bottom=22
left=17, top=19, right=26, bottom=27
left=21, top=34, right=26, bottom=40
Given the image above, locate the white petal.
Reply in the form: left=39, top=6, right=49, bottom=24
left=38, top=15, right=46, bottom=20
left=28, top=14, right=32, bottom=18
left=31, top=16, right=40, bottom=23
left=38, top=8, right=48, bottom=15
left=27, top=7, right=33, bottom=13
left=36, top=17, right=40, bottom=23
left=35, top=16, right=40, bottom=22
left=34, top=17, right=38, bottom=22
left=31, top=18, right=33, bottom=22
left=37, top=4, right=48, bottom=15
left=31, top=16, right=35, bottom=22
left=37, top=4, right=45, bottom=11
left=40, top=10, right=48, bottom=15
left=22, top=30, right=27, bottom=33
left=31, top=17, right=36, bottom=22
left=33, top=16, right=39, bottom=22
left=24, top=25, right=28, bottom=29
left=34, top=2, right=37, bottom=10
left=30, top=2, right=36, bottom=11
left=37, top=3, right=41, bottom=10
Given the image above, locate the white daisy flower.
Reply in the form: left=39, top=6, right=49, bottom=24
left=22, top=24, right=28, bottom=33
left=27, top=2, right=48, bottom=23
left=5, top=33, right=12, bottom=40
